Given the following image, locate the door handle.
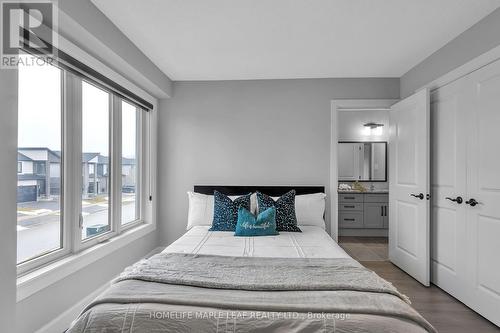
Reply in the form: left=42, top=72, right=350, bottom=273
left=445, top=196, right=463, bottom=204
left=410, top=193, right=424, bottom=200
left=465, top=198, right=478, bottom=207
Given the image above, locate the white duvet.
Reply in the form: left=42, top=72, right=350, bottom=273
left=162, top=225, right=350, bottom=259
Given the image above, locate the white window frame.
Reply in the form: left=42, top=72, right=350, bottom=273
left=17, top=66, right=150, bottom=276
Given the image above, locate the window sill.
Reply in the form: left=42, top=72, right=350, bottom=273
left=16, top=222, right=155, bottom=302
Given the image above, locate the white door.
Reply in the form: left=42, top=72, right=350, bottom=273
left=389, top=89, right=430, bottom=286
left=465, top=61, right=500, bottom=326
left=429, top=77, right=469, bottom=299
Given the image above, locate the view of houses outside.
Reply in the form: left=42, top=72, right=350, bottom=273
left=17, top=148, right=137, bottom=262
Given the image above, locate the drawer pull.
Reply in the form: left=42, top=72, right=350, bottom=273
left=344, top=218, right=355, bottom=221
left=344, top=205, right=355, bottom=208
left=344, top=197, right=355, bottom=200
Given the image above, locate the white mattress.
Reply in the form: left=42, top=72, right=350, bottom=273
left=162, top=226, right=350, bottom=259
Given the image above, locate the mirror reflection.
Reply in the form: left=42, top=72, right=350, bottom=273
left=338, top=142, right=387, bottom=181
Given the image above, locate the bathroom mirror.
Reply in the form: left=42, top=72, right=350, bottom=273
left=338, top=141, right=387, bottom=182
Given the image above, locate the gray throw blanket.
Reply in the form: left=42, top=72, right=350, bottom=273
left=80, top=253, right=435, bottom=333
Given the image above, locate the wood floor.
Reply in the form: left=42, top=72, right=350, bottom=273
left=339, top=237, right=500, bottom=333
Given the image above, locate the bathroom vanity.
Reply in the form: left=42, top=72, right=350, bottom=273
left=338, top=191, right=388, bottom=236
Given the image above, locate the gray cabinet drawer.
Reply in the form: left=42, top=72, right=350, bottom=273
left=339, top=203, right=363, bottom=211
left=339, top=193, right=363, bottom=203
left=364, top=194, right=388, bottom=203
left=339, top=212, right=363, bottom=228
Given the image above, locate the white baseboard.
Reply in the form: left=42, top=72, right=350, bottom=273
left=35, top=246, right=165, bottom=333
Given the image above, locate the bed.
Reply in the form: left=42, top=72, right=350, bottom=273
left=67, top=186, right=435, bottom=333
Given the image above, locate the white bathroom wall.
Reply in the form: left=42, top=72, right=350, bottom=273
left=337, top=110, right=389, bottom=142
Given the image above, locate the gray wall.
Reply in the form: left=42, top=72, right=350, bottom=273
left=0, top=67, right=18, bottom=333
left=401, top=7, right=500, bottom=98
left=158, top=78, right=399, bottom=245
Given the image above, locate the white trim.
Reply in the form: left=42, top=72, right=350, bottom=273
left=330, top=99, right=397, bottom=242
left=113, top=95, right=123, bottom=233
left=337, top=108, right=391, bottom=112
left=34, top=246, right=164, bottom=333
left=334, top=99, right=398, bottom=110
left=330, top=102, right=339, bottom=241
left=17, top=222, right=154, bottom=302
left=417, top=43, right=500, bottom=93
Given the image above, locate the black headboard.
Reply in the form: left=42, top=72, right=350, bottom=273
left=193, top=185, right=325, bottom=196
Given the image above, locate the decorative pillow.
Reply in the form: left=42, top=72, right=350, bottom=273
left=235, top=207, right=278, bottom=237
left=187, top=191, right=214, bottom=229
left=293, top=193, right=327, bottom=229
left=210, top=191, right=251, bottom=231
left=187, top=192, right=258, bottom=230
left=257, top=190, right=301, bottom=232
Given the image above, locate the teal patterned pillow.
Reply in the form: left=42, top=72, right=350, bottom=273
left=210, top=191, right=251, bottom=231
left=235, top=206, right=278, bottom=237
left=257, top=190, right=301, bottom=232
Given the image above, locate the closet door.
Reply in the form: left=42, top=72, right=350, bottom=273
left=429, top=77, right=469, bottom=299
left=465, top=61, right=500, bottom=326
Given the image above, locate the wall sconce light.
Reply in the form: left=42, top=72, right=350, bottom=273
left=363, top=122, right=384, bottom=136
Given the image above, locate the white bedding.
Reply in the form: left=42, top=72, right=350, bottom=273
left=162, top=225, right=350, bottom=259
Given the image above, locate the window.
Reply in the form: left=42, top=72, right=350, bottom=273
left=121, top=101, right=140, bottom=225
left=81, top=81, right=111, bottom=240
left=17, top=58, right=63, bottom=264
left=17, top=54, right=150, bottom=274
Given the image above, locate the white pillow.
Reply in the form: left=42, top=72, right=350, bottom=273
left=267, top=193, right=326, bottom=229
left=295, top=193, right=326, bottom=229
left=187, top=192, right=214, bottom=230
left=187, top=192, right=257, bottom=230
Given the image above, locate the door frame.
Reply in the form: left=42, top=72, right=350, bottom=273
left=330, top=99, right=398, bottom=241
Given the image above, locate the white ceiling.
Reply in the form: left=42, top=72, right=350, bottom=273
left=91, top=0, right=500, bottom=81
